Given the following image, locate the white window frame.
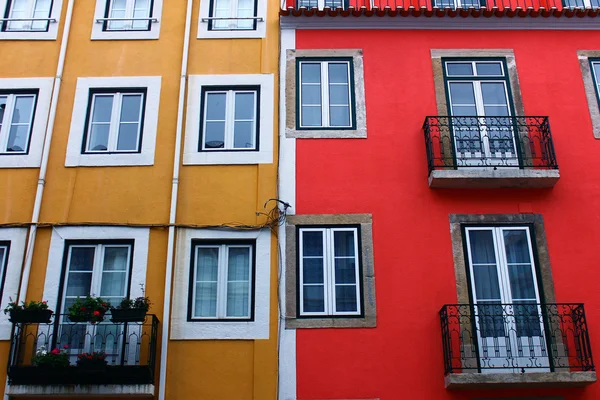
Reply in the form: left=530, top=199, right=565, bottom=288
left=298, top=227, right=361, bottom=317
left=0, top=78, right=52, bottom=168
left=0, top=92, right=37, bottom=154
left=184, top=74, right=274, bottom=165
left=42, top=227, right=149, bottom=316
left=103, top=0, right=152, bottom=31
left=298, top=60, right=353, bottom=130
left=3, top=0, right=52, bottom=32
left=0, top=0, right=62, bottom=40
left=172, top=228, right=271, bottom=340
left=65, top=76, right=161, bottom=167
left=84, top=91, right=145, bottom=153
left=563, top=0, right=599, bottom=8
left=0, top=228, right=27, bottom=340
left=91, top=0, right=162, bottom=40
left=201, top=88, right=258, bottom=151
left=197, top=0, right=265, bottom=39
left=190, top=243, right=253, bottom=320
left=297, top=0, right=345, bottom=9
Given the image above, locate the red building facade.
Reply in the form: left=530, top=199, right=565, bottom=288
left=278, top=3, right=600, bottom=400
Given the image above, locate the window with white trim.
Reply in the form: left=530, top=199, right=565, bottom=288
left=83, top=89, right=146, bottom=154
left=2, top=0, right=52, bottom=32
left=432, top=0, right=483, bottom=8
left=103, top=0, right=153, bottom=31
left=61, top=241, right=133, bottom=314
left=0, top=242, right=8, bottom=301
left=0, top=91, right=37, bottom=154
left=563, top=0, right=599, bottom=9
left=208, top=0, right=257, bottom=30
left=298, top=227, right=361, bottom=317
left=298, top=59, right=354, bottom=130
left=190, top=241, right=254, bottom=320
left=591, top=59, right=600, bottom=108
left=200, top=87, right=258, bottom=151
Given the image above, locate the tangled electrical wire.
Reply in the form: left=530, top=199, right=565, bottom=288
left=256, top=198, right=292, bottom=235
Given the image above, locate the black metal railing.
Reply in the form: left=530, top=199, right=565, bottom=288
left=7, top=314, right=159, bottom=385
left=440, top=304, right=594, bottom=374
left=282, top=0, right=600, bottom=11
left=423, top=116, right=558, bottom=174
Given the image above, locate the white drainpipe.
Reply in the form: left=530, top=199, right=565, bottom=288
left=17, top=0, right=75, bottom=305
left=158, top=0, right=194, bottom=399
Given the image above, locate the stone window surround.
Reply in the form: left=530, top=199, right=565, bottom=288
left=285, top=49, right=367, bottom=139
left=449, top=214, right=556, bottom=305
left=577, top=50, right=600, bottom=139
left=285, top=214, right=376, bottom=329
left=91, top=0, right=163, bottom=41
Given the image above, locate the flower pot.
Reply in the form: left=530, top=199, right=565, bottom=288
left=9, top=309, right=53, bottom=324
left=68, top=313, right=90, bottom=323
left=110, top=308, right=147, bottom=323
left=76, top=361, right=107, bottom=371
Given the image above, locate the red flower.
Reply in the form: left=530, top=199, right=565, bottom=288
left=42, top=301, right=47, bottom=304
left=51, top=348, right=60, bottom=355
left=80, top=306, right=86, bottom=311
left=63, top=345, right=69, bottom=349
left=93, top=311, right=101, bottom=316
left=102, top=303, right=107, bottom=308
left=87, top=356, right=92, bottom=360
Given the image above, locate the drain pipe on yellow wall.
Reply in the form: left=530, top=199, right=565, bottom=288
left=158, top=1, right=194, bottom=399
left=17, top=0, right=75, bottom=305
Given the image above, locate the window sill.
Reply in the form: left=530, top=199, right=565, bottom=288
left=285, top=315, right=376, bottom=329
left=428, top=169, right=560, bottom=189
left=65, top=153, right=155, bottom=167
left=286, top=127, right=367, bottom=139
left=445, top=371, right=597, bottom=390
left=182, top=149, right=272, bottom=165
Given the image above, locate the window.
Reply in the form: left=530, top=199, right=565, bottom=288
left=61, top=241, right=133, bottom=314
left=0, top=91, right=37, bottom=154
left=0, top=242, right=9, bottom=302
left=591, top=59, right=600, bottom=108
left=563, top=0, right=599, bottom=8
left=433, top=0, right=484, bottom=8
left=83, top=89, right=146, bottom=154
left=208, top=0, right=257, bottom=31
left=103, top=0, right=153, bottom=31
left=296, top=0, right=347, bottom=9
left=2, top=0, right=52, bottom=32
left=299, top=227, right=361, bottom=317
left=200, top=87, right=259, bottom=151
left=190, top=241, right=254, bottom=320
left=298, top=59, right=354, bottom=130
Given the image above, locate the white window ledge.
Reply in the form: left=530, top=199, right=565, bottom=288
left=91, top=0, right=163, bottom=40
left=171, top=228, right=271, bottom=340
left=184, top=74, right=274, bottom=165
left=65, top=76, right=161, bottom=167
left=0, top=0, right=63, bottom=40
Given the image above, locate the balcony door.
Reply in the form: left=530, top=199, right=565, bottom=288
left=464, top=227, right=549, bottom=373
left=445, top=60, right=519, bottom=168
left=58, top=242, right=133, bottom=364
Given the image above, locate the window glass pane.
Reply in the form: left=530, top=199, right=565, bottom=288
left=468, top=230, right=496, bottom=264
left=0, top=97, right=6, bottom=128
left=226, top=246, right=250, bottom=318
left=234, top=92, right=255, bottom=120
left=11, top=96, right=34, bottom=124
left=117, top=124, right=139, bottom=151
left=302, top=231, right=323, bottom=257
left=477, top=302, right=506, bottom=338
left=212, top=0, right=230, bottom=30
left=328, top=63, right=349, bottom=84
left=120, top=95, right=142, bottom=122
left=195, top=282, right=217, bottom=317
left=31, top=0, right=52, bottom=30
left=92, top=96, right=114, bottom=123
left=513, top=301, right=542, bottom=337
left=88, top=125, right=110, bottom=151
left=508, top=265, right=536, bottom=300
left=195, top=247, right=219, bottom=318
left=451, top=106, right=477, bottom=116
left=329, top=106, right=350, bottom=127
left=446, top=63, right=474, bottom=76
left=593, top=63, right=600, bottom=83
left=302, top=258, right=324, bottom=284
left=449, top=82, right=476, bottom=105
left=226, top=283, right=249, bottom=317
left=100, top=271, right=126, bottom=297
left=335, top=286, right=357, bottom=312
left=236, top=0, right=254, bottom=29
left=233, top=121, right=254, bottom=149
left=7, top=126, right=29, bottom=152
left=476, top=62, right=503, bottom=76
left=68, top=247, right=96, bottom=271
left=132, top=0, right=151, bottom=29
left=227, top=247, right=250, bottom=281
left=329, top=85, right=349, bottom=105
left=301, top=63, right=321, bottom=84
left=108, top=0, right=127, bottom=30
left=65, top=273, right=92, bottom=297
left=0, top=247, right=5, bottom=266
left=196, top=248, right=218, bottom=281
left=473, top=265, right=501, bottom=300
left=7, top=0, right=28, bottom=30
left=103, top=247, right=129, bottom=271
left=483, top=106, right=509, bottom=116
left=334, top=259, right=356, bottom=284
left=333, top=231, right=355, bottom=257
left=301, top=85, right=321, bottom=105
left=204, top=122, right=225, bottom=148
left=206, top=93, right=226, bottom=120
left=301, top=106, right=321, bottom=127
left=481, top=83, right=508, bottom=105
left=303, top=286, right=324, bottom=313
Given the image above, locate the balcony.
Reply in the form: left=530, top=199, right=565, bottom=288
left=440, top=304, right=597, bottom=389
left=6, top=314, right=159, bottom=397
left=280, top=0, right=600, bottom=17
left=423, top=116, right=559, bottom=188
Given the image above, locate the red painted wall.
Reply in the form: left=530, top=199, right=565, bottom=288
left=294, top=29, right=600, bottom=400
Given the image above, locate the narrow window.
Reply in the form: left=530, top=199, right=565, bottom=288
left=200, top=87, right=259, bottom=151
left=298, top=59, right=354, bottom=129
left=3, top=0, right=53, bottom=32
left=298, top=227, right=361, bottom=317
left=104, top=0, right=152, bottom=31
left=83, top=89, right=146, bottom=154
left=0, top=91, right=37, bottom=154
left=590, top=59, right=600, bottom=108
left=0, top=242, right=9, bottom=302
left=209, top=0, right=257, bottom=30
left=190, top=242, right=254, bottom=320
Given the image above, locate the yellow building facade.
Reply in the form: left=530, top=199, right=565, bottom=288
left=0, top=0, right=280, bottom=399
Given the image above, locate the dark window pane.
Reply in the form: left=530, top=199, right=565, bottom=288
left=446, top=63, right=474, bottom=76
left=476, top=62, right=503, bottom=76
left=335, top=285, right=357, bottom=312
left=302, top=231, right=323, bottom=257
left=303, top=285, right=324, bottom=312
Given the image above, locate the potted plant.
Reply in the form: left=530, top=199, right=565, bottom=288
left=68, top=296, right=111, bottom=324
left=110, top=295, right=151, bottom=323
left=33, top=345, right=70, bottom=368
left=4, top=299, right=53, bottom=324
left=76, top=351, right=108, bottom=370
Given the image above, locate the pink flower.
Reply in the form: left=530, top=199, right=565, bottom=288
left=42, top=301, right=47, bottom=304
left=51, top=348, right=60, bottom=355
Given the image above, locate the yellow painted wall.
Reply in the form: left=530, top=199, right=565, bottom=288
left=0, top=0, right=280, bottom=398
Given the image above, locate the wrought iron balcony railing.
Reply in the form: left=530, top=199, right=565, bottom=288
left=440, top=304, right=594, bottom=374
left=423, top=116, right=558, bottom=174
left=7, top=314, right=159, bottom=386
left=281, top=0, right=600, bottom=13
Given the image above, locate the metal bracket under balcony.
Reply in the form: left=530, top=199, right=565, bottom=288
left=6, top=314, right=159, bottom=397
left=423, top=116, right=560, bottom=188
left=440, top=304, right=597, bottom=390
